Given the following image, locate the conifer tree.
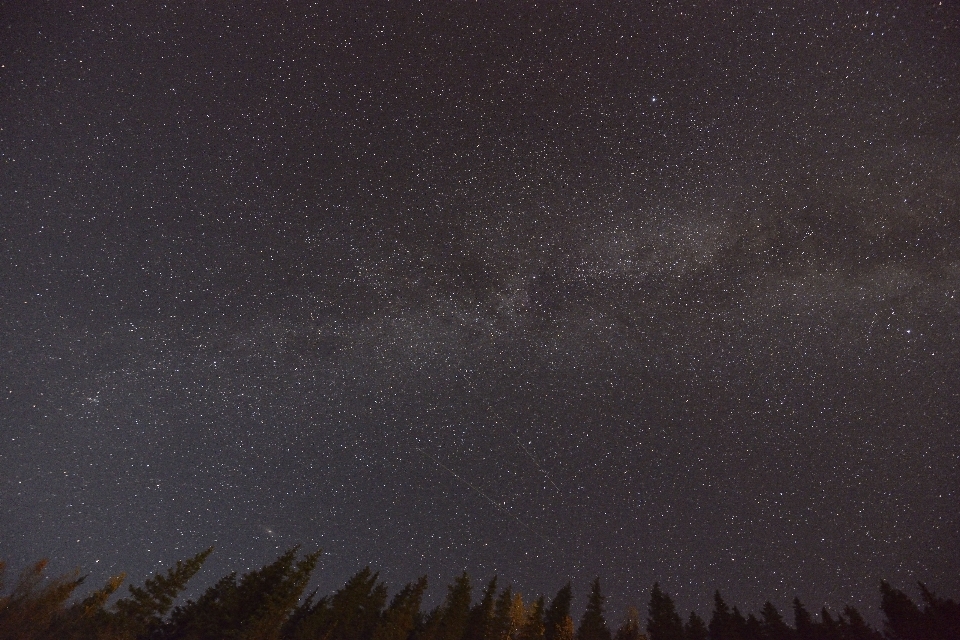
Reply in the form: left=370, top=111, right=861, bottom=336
left=793, top=598, right=814, bottom=640
left=52, top=572, right=127, bottom=640
left=544, top=584, right=572, bottom=640
left=287, top=565, right=387, bottom=640
left=464, top=578, right=498, bottom=640
left=708, top=592, right=733, bottom=640
left=614, top=605, right=644, bottom=640
left=421, top=572, right=472, bottom=640
left=836, top=605, right=881, bottom=640
left=730, top=607, right=748, bottom=640
left=879, top=582, right=924, bottom=640
left=113, top=546, right=213, bottom=637
left=916, top=582, right=960, bottom=640
left=509, top=592, right=527, bottom=640
left=576, top=578, right=611, bottom=640
left=683, top=612, right=707, bottom=640
left=518, top=596, right=546, bottom=640
left=743, top=613, right=762, bottom=640
left=757, top=602, right=790, bottom=640
left=371, top=576, right=430, bottom=640
left=492, top=586, right=516, bottom=640
left=416, top=606, right=444, bottom=640
left=555, top=616, right=575, bottom=640
left=166, top=546, right=319, bottom=640
left=820, top=608, right=839, bottom=640
left=0, top=559, right=85, bottom=640
left=645, top=583, right=683, bottom=640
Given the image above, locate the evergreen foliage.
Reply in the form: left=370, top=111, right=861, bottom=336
left=0, top=559, right=85, bottom=640
left=613, top=606, right=644, bottom=640
left=421, top=572, right=472, bottom=640
left=758, top=602, right=791, bottom=640
left=0, top=548, right=956, bottom=640
left=114, top=547, right=213, bottom=638
left=464, top=577, right=498, bottom=640
left=492, top=586, right=516, bottom=640
left=792, top=598, right=813, bottom=640
left=164, top=546, right=318, bottom=639
left=644, top=584, right=682, bottom=640
left=708, top=592, right=734, bottom=640
left=683, top=612, right=707, bottom=640
left=576, top=578, right=611, bottom=640
left=371, top=576, right=429, bottom=640
left=554, top=615, right=576, bottom=640
left=544, top=583, right=573, bottom=640
left=880, top=581, right=960, bottom=640
left=509, top=592, right=527, bottom=640
left=286, top=565, right=387, bottom=640
left=518, top=596, right=546, bottom=640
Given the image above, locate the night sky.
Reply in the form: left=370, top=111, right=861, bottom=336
left=2, top=0, right=959, bottom=624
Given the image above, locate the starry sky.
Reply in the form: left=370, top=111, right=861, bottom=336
left=2, top=0, right=959, bottom=624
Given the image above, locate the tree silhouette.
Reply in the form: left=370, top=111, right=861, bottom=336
left=545, top=583, right=573, bottom=640
left=880, top=581, right=960, bottom=640
left=793, top=598, right=814, bottom=640
left=370, top=576, right=430, bottom=640
left=464, top=577, right=498, bottom=640
left=519, top=596, right=547, bottom=640
left=113, top=547, right=212, bottom=638
left=165, top=546, right=318, bottom=639
left=758, top=602, right=791, bottom=640
left=0, top=559, right=85, bottom=640
left=420, top=572, right=473, bottom=640
left=614, top=605, right=644, bottom=640
left=708, top=592, right=734, bottom=640
left=645, top=583, right=682, bottom=640
left=683, top=612, right=707, bottom=640
left=492, top=586, right=516, bottom=640
left=2, top=547, right=955, bottom=640
left=576, top=578, right=611, bottom=640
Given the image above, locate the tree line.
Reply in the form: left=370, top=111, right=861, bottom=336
left=0, top=547, right=956, bottom=640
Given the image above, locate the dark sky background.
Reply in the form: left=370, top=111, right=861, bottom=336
left=2, top=0, right=959, bottom=625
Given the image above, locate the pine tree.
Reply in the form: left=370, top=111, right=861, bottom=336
left=492, top=586, right=516, bottom=640
left=820, top=608, right=839, bottom=640
left=0, top=559, right=85, bottom=640
left=793, top=598, right=814, bottom=640
left=555, top=616, right=575, bottom=640
left=421, top=572, right=472, bottom=640
left=645, top=583, right=683, bottom=640
left=371, top=576, right=430, bottom=640
left=708, top=592, right=733, bottom=640
left=166, top=546, right=319, bottom=640
left=509, top=592, right=527, bottom=640
left=743, top=613, right=762, bottom=640
left=614, top=605, right=645, bottom=640
left=835, top=605, right=881, bottom=640
left=52, top=572, right=127, bottom=640
left=683, top=612, right=707, bottom=640
left=464, top=578, right=498, bottom=640
left=287, top=565, right=387, bottom=640
left=916, top=583, right=960, bottom=640
left=545, top=583, right=573, bottom=640
left=730, top=607, right=748, bottom=640
left=879, top=582, right=923, bottom=640
left=576, top=578, right=611, bottom=640
left=113, top=547, right=213, bottom=637
left=758, top=602, right=791, bottom=640
left=518, top=596, right=546, bottom=640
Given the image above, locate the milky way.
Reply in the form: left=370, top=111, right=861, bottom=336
left=2, top=0, right=958, bottom=623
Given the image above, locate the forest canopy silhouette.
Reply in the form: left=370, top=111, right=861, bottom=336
left=1, top=548, right=957, bottom=640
